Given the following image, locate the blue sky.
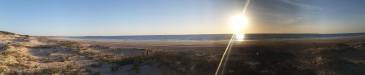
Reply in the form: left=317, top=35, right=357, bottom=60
left=0, top=0, right=365, bottom=36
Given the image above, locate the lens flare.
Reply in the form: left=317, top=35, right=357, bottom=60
left=230, top=14, right=249, bottom=41
left=215, top=0, right=252, bottom=75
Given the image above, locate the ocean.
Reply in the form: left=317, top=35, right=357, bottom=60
left=60, top=33, right=365, bottom=41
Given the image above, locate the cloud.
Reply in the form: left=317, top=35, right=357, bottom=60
left=279, top=0, right=321, bottom=10
left=249, top=0, right=320, bottom=26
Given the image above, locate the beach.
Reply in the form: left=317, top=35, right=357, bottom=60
left=1, top=31, right=365, bottom=75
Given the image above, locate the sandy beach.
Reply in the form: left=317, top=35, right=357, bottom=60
left=2, top=0, right=365, bottom=74
left=1, top=31, right=365, bottom=75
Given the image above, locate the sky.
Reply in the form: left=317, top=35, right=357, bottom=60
left=0, top=0, right=364, bottom=36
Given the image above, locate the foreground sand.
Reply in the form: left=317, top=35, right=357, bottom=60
left=1, top=31, right=365, bottom=75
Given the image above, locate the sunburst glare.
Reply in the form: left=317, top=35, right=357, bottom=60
left=230, top=14, right=249, bottom=41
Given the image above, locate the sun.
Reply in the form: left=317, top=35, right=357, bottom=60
left=229, top=14, right=249, bottom=41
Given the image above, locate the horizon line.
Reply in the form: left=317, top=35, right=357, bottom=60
left=35, top=32, right=365, bottom=37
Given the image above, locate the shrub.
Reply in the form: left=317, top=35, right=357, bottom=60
left=0, top=31, right=15, bottom=35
